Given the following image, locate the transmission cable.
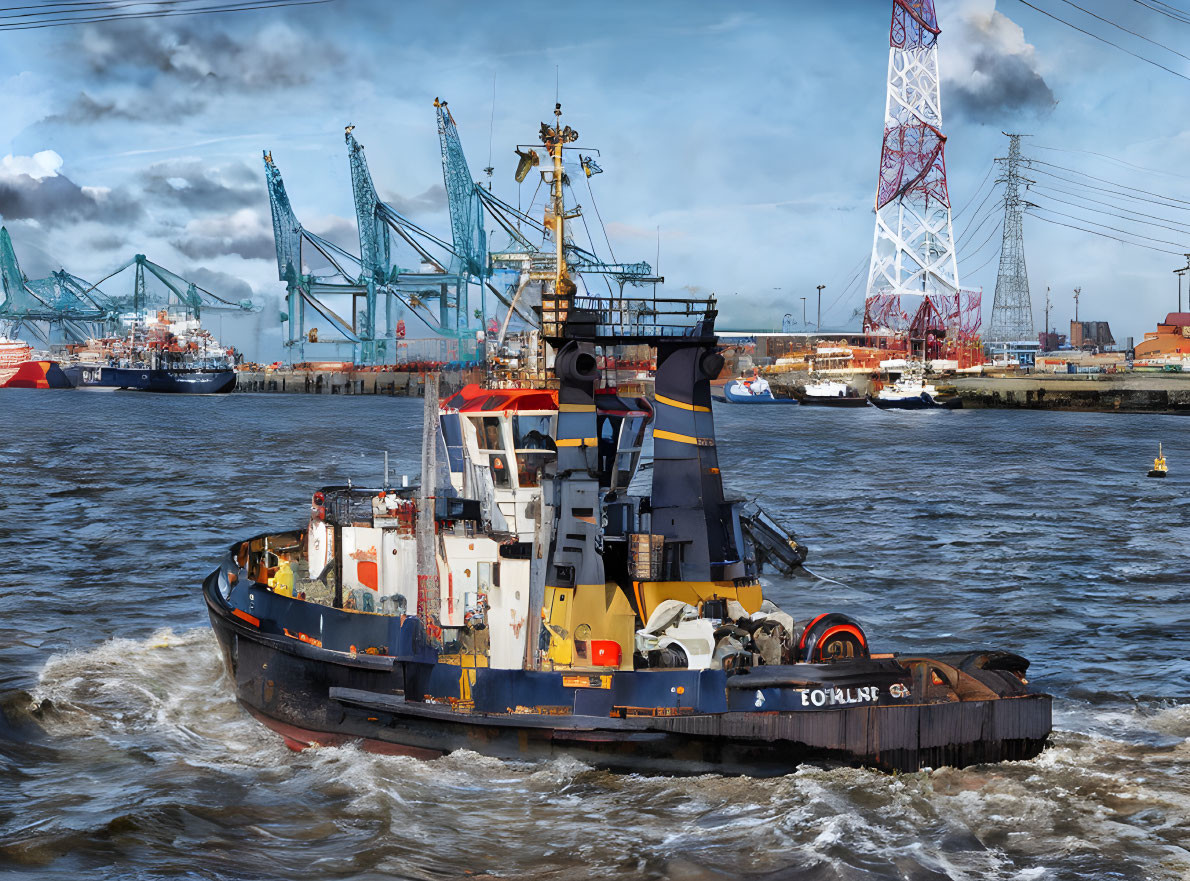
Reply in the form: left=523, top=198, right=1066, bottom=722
left=1030, top=179, right=1190, bottom=228
left=951, top=164, right=996, bottom=221
left=1128, top=0, right=1190, bottom=26
left=1029, top=158, right=1190, bottom=206
left=1027, top=203, right=1189, bottom=249
left=955, top=180, right=1003, bottom=242
left=961, top=245, right=1006, bottom=278
left=959, top=218, right=1004, bottom=266
left=1033, top=143, right=1190, bottom=182
left=1029, top=187, right=1190, bottom=236
left=1026, top=164, right=1190, bottom=211
left=1008, top=0, right=1190, bottom=82
left=0, top=0, right=331, bottom=29
left=1053, top=0, right=1190, bottom=62
left=956, top=198, right=1006, bottom=251
left=1025, top=209, right=1182, bottom=255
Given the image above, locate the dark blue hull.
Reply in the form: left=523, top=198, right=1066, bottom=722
left=203, top=551, right=1051, bottom=775
left=868, top=393, right=962, bottom=410
left=64, top=364, right=236, bottom=394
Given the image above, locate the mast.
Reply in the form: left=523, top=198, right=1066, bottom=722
left=540, top=103, right=578, bottom=338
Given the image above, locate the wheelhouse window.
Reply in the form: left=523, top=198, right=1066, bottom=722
left=512, top=413, right=556, bottom=488
left=471, top=416, right=507, bottom=452
left=440, top=413, right=465, bottom=473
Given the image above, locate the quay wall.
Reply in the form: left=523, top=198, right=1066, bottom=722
left=943, top=374, right=1190, bottom=413
left=235, top=367, right=484, bottom=397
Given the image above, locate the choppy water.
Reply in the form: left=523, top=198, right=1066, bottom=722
left=1, top=388, right=1187, bottom=880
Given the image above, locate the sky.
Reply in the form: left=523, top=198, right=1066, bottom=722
left=2, top=0, right=1190, bottom=359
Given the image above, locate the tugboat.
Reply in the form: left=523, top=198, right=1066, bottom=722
left=716, top=370, right=795, bottom=404
left=1148, top=443, right=1168, bottom=478
left=868, top=362, right=961, bottom=410
left=796, top=376, right=867, bottom=408
left=202, top=108, right=1050, bottom=775
left=61, top=308, right=237, bottom=393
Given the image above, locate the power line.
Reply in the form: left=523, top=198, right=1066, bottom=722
left=959, top=218, right=1004, bottom=265
left=1033, top=143, right=1190, bottom=183
left=957, top=197, right=1005, bottom=250
left=1026, top=164, right=1190, bottom=212
left=1029, top=186, right=1190, bottom=235
left=956, top=179, right=1003, bottom=241
left=1026, top=208, right=1183, bottom=255
left=1129, top=0, right=1190, bottom=26
left=1029, top=158, right=1190, bottom=206
left=1053, top=0, right=1190, bottom=63
left=961, top=247, right=1003, bottom=278
left=1026, top=202, right=1189, bottom=249
left=1009, top=0, right=1190, bottom=82
left=952, top=164, right=996, bottom=220
left=0, top=0, right=331, bottom=30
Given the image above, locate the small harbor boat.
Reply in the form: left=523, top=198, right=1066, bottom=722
left=202, top=107, right=1049, bottom=776
left=797, top=377, right=867, bottom=408
left=1148, top=443, right=1168, bottom=478
left=716, top=371, right=796, bottom=404
left=868, top=363, right=961, bottom=410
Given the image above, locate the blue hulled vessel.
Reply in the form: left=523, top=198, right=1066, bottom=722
left=202, top=108, right=1049, bottom=775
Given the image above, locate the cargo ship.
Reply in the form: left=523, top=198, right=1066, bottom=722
left=202, top=107, right=1051, bottom=776
left=61, top=308, right=237, bottom=393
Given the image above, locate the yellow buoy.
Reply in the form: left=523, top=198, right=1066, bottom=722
left=1148, top=443, right=1168, bottom=478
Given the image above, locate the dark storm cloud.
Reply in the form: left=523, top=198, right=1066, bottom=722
left=0, top=173, right=142, bottom=226
left=139, top=158, right=262, bottom=212
left=173, top=231, right=275, bottom=261
left=46, top=89, right=204, bottom=124
left=949, top=48, right=1056, bottom=117
left=52, top=18, right=345, bottom=123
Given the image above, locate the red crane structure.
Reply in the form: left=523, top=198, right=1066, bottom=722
left=863, top=0, right=981, bottom=367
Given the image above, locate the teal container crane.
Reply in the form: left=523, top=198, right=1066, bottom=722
left=0, top=226, right=117, bottom=345
left=346, top=127, right=475, bottom=357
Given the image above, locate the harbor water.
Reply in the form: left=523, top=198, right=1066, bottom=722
left=1, top=389, right=1187, bottom=880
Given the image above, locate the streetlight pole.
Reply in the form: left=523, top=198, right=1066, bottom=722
left=816, top=284, right=825, bottom=331
left=800, top=297, right=807, bottom=326
left=1043, top=286, right=1051, bottom=348
left=1175, top=254, right=1190, bottom=312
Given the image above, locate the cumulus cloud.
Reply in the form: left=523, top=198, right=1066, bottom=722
left=0, top=151, right=142, bottom=225
left=942, top=0, right=1056, bottom=120
left=172, top=208, right=275, bottom=260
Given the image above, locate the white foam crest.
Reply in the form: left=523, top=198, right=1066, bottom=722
left=30, top=627, right=283, bottom=765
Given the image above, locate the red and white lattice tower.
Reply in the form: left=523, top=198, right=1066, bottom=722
left=864, top=1, right=978, bottom=362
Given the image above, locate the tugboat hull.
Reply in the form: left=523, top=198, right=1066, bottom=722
left=868, top=393, right=962, bottom=410
left=64, top=364, right=236, bottom=393
left=797, top=394, right=869, bottom=408
left=205, top=575, right=1051, bottom=776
